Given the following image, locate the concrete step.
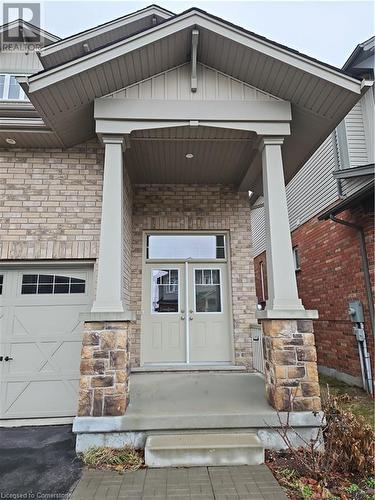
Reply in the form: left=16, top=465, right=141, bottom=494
left=144, top=432, right=264, bottom=467
left=131, top=365, right=247, bottom=373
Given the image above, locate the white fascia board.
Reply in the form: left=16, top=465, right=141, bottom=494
left=0, top=117, right=47, bottom=129
left=39, top=6, right=173, bottom=58
left=27, top=10, right=362, bottom=95
left=95, top=99, right=292, bottom=122
left=0, top=100, right=35, bottom=111
left=95, top=119, right=291, bottom=136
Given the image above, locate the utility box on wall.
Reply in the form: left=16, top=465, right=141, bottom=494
left=348, top=300, right=364, bottom=324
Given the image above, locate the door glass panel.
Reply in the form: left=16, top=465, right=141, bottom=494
left=147, top=235, right=225, bottom=259
left=151, top=269, right=179, bottom=313
left=195, top=269, right=221, bottom=313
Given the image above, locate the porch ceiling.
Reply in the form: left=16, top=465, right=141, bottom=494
left=18, top=7, right=366, bottom=194
left=126, top=126, right=257, bottom=184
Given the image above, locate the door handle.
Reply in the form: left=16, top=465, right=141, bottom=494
left=189, top=316, right=193, bottom=321
left=181, top=316, right=185, bottom=320
left=4, top=356, right=13, bottom=361
left=0, top=356, right=3, bottom=361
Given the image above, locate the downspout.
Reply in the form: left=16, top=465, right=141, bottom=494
left=329, top=215, right=375, bottom=337
left=332, top=131, right=344, bottom=198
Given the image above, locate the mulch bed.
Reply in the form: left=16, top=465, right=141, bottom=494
left=266, top=450, right=375, bottom=499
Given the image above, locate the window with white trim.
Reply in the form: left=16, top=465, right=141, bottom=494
left=0, top=75, right=28, bottom=100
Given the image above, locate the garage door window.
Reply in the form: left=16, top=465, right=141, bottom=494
left=0, top=275, right=3, bottom=294
left=21, top=274, right=86, bottom=295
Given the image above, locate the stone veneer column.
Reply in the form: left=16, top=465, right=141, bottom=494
left=78, top=321, right=130, bottom=417
left=262, top=319, right=321, bottom=411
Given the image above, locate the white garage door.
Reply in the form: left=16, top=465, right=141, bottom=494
left=0, top=266, right=93, bottom=419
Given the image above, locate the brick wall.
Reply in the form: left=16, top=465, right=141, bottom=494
left=130, top=184, right=257, bottom=367
left=122, top=168, right=133, bottom=309
left=253, top=204, right=374, bottom=380
left=0, top=143, right=258, bottom=368
left=0, top=140, right=103, bottom=260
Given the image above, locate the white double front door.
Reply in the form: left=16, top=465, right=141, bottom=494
left=142, top=262, right=232, bottom=364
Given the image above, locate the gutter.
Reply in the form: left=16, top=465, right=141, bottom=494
left=333, top=163, right=375, bottom=179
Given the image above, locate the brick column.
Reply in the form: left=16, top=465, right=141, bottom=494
left=262, top=319, right=321, bottom=412
left=77, top=321, right=130, bottom=417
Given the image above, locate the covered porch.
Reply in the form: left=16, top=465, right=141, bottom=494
left=74, top=371, right=323, bottom=452
left=75, top=96, right=323, bottom=417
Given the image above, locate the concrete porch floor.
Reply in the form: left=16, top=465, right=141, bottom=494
left=127, top=372, right=275, bottom=420
left=73, top=372, right=323, bottom=452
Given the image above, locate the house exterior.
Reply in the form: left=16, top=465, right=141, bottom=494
left=251, top=37, right=374, bottom=390
left=0, top=5, right=370, bottom=455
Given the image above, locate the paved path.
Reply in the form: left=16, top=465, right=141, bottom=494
left=70, top=465, right=286, bottom=500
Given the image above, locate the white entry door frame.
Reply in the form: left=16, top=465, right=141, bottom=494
left=140, top=231, right=234, bottom=366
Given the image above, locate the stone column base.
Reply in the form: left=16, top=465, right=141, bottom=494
left=77, top=321, right=130, bottom=417
left=261, top=319, right=321, bottom=412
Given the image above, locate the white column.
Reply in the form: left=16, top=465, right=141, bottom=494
left=259, top=137, right=306, bottom=316
left=91, top=135, right=125, bottom=313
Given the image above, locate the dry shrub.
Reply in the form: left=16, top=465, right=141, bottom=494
left=273, top=391, right=375, bottom=482
left=322, top=392, right=375, bottom=476
left=80, top=446, right=144, bottom=472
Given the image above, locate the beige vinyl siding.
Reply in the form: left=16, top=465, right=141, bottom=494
left=251, top=94, right=373, bottom=258
left=107, top=62, right=280, bottom=102
left=250, top=198, right=266, bottom=257
left=341, top=97, right=371, bottom=197
left=345, top=101, right=368, bottom=168
left=361, top=87, right=375, bottom=164
left=0, top=51, right=42, bottom=74
left=286, top=135, right=338, bottom=230
left=251, top=135, right=339, bottom=257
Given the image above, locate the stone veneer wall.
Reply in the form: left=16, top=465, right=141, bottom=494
left=78, top=321, right=130, bottom=417
left=130, top=184, right=257, bottom=367
left=262, top=319, right=321, bottom=411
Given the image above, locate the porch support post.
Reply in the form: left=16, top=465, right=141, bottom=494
left=261, top=137, right=303, bottom=314
left=256, top=137, right=320, bottom=412
left=77, top=134, right=131, bottom=420
left=92, top=135, right=125, bottom=313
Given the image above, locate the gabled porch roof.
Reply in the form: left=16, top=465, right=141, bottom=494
left=37, top=5, right=174, bottom=69
left=19, top=6, right=368, bottom=194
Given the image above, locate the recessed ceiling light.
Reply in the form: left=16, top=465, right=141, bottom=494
left=5, top=138, right=16, bottom=145
left=185, top=153, right=194, bottom=159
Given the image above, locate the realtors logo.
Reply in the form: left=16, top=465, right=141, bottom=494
left=2, top=3, right=41, bottom=51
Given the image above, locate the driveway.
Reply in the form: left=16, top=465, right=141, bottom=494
left=0, top=424, right=82, bottom=498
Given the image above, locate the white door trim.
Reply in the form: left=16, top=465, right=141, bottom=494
left=185, top=261, right=190, bottom=364
left=140, top=231, right=234, bottom=367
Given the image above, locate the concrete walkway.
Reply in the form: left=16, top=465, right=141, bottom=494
left=70, top=465, right=286, bottom=499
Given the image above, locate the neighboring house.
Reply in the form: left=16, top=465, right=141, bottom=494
left=251, top=37, right=374, bottom=390
left=0, top=6, right=369, bottom=460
